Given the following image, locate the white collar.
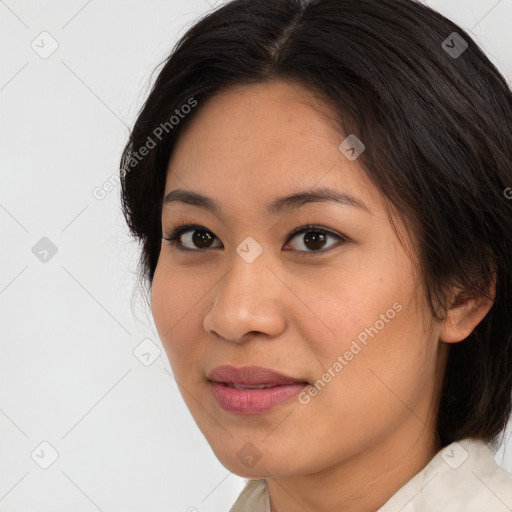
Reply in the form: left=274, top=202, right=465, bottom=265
left=229, top=438, right=512, bottom=511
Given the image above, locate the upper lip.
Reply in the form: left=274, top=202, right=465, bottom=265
left=207, top=365, right=308, bottom=386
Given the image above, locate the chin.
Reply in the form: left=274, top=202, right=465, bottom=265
left=211, top=443, right=297, bottom=479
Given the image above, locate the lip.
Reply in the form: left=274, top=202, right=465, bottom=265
left=207, top=365, right=308, bottom=414
left=207, top=365, right=308, bottom=386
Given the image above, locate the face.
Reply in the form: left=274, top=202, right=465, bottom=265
left=151, top=80, right=447, bottom=478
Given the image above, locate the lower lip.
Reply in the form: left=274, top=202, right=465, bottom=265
left=209, top=381, right=307, bottom=414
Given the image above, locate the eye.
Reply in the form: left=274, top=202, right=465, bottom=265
left=284, top=224, right=347, bottom=253
left=163, top=224, right=222, bottom=251
left=162, top=223, right=348, bottom=254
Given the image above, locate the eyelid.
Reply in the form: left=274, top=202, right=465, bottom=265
left=162, top=223, right=349, bottom=254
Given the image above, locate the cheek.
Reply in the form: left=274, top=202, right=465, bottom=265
left=150, top=261, right=197, bottom=360
left=308, top=264, right=406, bottom=359
left=150, top=259, right=219, bottom=389
left=309, top=258, right=430, bottom=395
left=323, top=294, right=433, bottom=412
left=150, top=261, right=172, bottom=338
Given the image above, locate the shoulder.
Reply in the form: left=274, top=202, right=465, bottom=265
left=437, top=438, right=512, bottom=512
left=229, top=479, right=269, bottom=512
left=379, top=438, right=512, bottom=512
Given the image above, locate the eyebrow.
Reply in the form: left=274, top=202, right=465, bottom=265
left=162, top=186, right=370, bottom=215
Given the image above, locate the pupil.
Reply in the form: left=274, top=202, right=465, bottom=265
left=193, top=229, right=214, bottom=248
left=305, top=231, right=326, bottom=250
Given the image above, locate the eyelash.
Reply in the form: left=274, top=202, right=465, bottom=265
left=162, top=223, right=348, bottom=255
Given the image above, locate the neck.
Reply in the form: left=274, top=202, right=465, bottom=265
left=266, top=424, right=443, bottom=512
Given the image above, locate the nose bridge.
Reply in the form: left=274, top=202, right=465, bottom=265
left=204, top=237, right=286, bottom=342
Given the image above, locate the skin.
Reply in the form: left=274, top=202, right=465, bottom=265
left=150, top=79, right=495, bottom=512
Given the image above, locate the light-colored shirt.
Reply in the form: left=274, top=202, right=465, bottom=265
left=229, top=437, right=512, bottom=511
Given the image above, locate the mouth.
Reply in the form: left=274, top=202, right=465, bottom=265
left=207, top=364, right=309, bottom=387
left=206, top=365, right=309, bottom=414
left=217, top=382, right=284, bottom=389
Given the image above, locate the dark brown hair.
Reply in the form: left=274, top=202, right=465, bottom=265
left=119, top=0, right=512, bottom=448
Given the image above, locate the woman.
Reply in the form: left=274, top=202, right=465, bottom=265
left=119, top=0, right=512, bottom=510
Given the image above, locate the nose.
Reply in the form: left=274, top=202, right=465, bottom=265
left=203, top=245, right=287, bottom=344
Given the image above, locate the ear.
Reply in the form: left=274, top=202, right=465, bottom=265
left=439, top=272, right=497, bottom=343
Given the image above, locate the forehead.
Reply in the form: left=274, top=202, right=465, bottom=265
left=164, top=80, right=378, bottom=215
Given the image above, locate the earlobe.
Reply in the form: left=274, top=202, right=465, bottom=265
left=439, top=272, right=497, bottom=344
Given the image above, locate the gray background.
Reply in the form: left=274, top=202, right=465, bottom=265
left=1, top=0, right=511, bottom=510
